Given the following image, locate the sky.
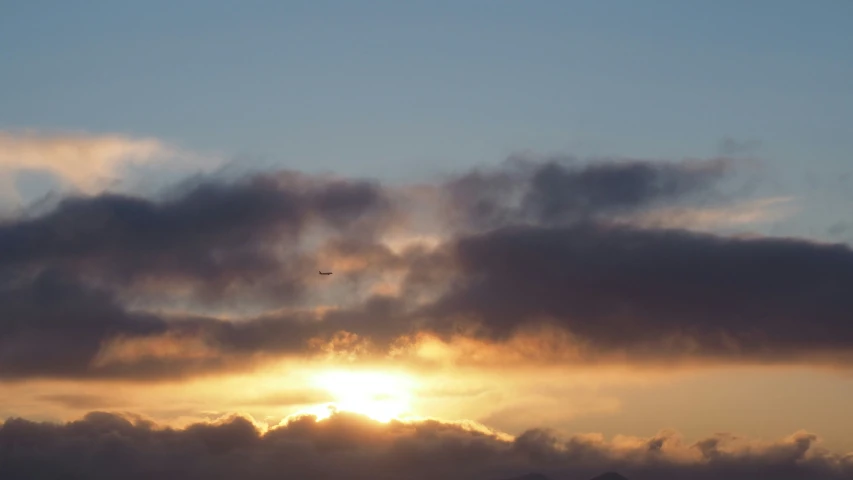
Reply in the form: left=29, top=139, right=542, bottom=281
left=1, top=2, right=852, bottom=479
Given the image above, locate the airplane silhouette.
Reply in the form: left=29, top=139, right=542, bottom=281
left=319, top=270, right=333, bottom=275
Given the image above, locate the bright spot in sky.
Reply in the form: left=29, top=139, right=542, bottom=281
left=294, top=370, right=417, bottom=423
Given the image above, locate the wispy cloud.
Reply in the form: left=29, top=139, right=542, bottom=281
left=0, top=130, right=223, bottom=211
left=0, top=130, right=162, bottom=196
left=618, top=196, right=799, bottom=230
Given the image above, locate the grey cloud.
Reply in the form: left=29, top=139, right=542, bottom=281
left=444, top=157, right=733, bottom=230
left=587, top=474, right=627, bottom=480
left=1, top=155, right=851, bottom=379
left=587, top=474, right=628, bottom=480
left=519, top=158, right=731, bottom=225
left=422, top=221, right=853, bottom=362
left=0, top=170, right=393, bottom=305
left=0, top=169, right=407, bottom=380
left=0, top=411, right=849, bottom=480
left=0, top=269, right=168, bottom=380
left=0, top=266, right=420, bottom=380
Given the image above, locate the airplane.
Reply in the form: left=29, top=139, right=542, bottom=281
left=319, top=270, right=333, bottom=275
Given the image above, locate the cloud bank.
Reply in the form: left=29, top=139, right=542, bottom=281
left=0, top=412, right=849, bottom=480
left=0, top=147, right=850, bottom=381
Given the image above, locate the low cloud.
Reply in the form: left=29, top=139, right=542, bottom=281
left=0, top=412, right=849, bottom=480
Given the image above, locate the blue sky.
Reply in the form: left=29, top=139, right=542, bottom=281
left=2, top=1, right=852, bottom=234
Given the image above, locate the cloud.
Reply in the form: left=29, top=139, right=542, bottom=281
left=419, top=222, right=853, bottom=365
left=0, top=270, right=414, bottom=380
left=0, top=269, right=168, bottom=380
left=0, top=131, right=177, bottom=208
left=0, top=150, right=847, bottom=380
left=0, top=169, right=395, bottom=307
left=618, top=196, right=799, bottom=231
left=0, top=411, right=849, bottom=480
left=442, top=156, right=735, bottom=231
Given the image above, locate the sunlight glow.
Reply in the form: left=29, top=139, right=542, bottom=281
left=291, top=370, right=417, bottom=423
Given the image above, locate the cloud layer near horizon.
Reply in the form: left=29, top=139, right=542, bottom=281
left=0, top=144, right=851, bottom=380
left=0, top=411, right=849, bottom=480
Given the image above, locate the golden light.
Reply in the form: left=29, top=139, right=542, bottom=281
left=292, top=370, right=418, bottom=423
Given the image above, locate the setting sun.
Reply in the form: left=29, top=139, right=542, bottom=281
left=292, top=370, right=418, bottom=423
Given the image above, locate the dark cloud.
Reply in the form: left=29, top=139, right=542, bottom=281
left=1, top=156, right=851, bottom=379
left=423, top=222, right=853, bottom=362
left=0, top=169, right=409, bottom=379
left=518, top=158, right=731, bottom=225
left=16, top=212, right=849, bottom=378
left=0, top=170, right=393, bottom=304
left=0, top=411, right=849, bottom=480
left=0, top=269, right=168, bottom=379
left=444, top=157, right=733, bottom=230
left=503, top=474, right=552, bottom=480
left=0, top=263, right=427, bottom=380
left=587, top=474, right=627, bottom=480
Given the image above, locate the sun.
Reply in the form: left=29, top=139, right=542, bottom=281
left=295, top=369, right=417, bottom=423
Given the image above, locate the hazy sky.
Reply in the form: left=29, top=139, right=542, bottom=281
left=1, top=2, right=852, bottom=480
